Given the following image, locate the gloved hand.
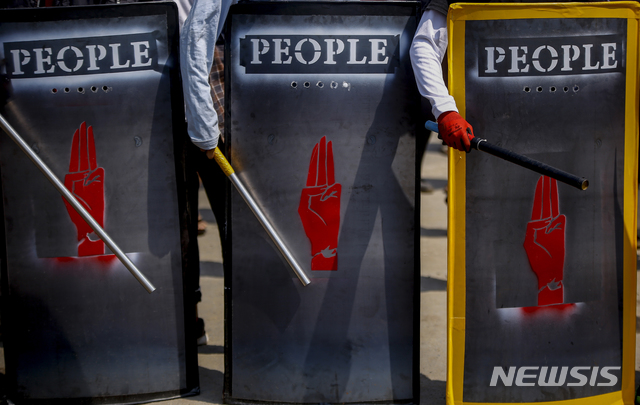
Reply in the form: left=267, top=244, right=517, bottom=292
left=437, top=111, right=474, bottom=152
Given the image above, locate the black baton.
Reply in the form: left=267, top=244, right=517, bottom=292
left=425, top=121, right=588, bottom=191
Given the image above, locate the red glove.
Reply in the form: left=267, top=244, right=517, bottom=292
left=437, top=111, right=474, bottom=152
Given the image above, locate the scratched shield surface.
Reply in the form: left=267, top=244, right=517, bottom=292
left=225, top=2, right=420, bottom=403
left=0, top=4, right=197, bottom=402
left=462, top=17, right=627, bottom=402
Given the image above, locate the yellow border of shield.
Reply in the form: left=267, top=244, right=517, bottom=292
left=446, top=3, right=640, bottom=404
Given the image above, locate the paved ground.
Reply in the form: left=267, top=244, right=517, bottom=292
left=1, top=136, right=638, bottom=404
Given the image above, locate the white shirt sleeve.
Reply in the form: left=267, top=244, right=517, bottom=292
left=410, top=9, right=458, bottom=119
left=172, top=0, right=195, bottom=32
left=180, top=0, right=222, bottom=150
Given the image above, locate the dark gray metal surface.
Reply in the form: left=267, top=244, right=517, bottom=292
left=0, top=4, right=198, bottom=403
left=225, top=2, right=420, bottom=404
left=462, top=17, right=627, bottom=402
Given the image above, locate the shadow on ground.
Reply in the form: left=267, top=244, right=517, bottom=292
left=421, top=276, right=447, bottom=292
left=420, top=178, right=448, bottom=191
left=420, top=227, right=447, bottom=238
left=198, top=345, right=224, bottom=355
left=199, top=208, right=217, bottom=224
left=192, top=367, right=224, bottom=404
left=421, top=374, right=446, bottom=405
left=200, top=261, right=224, bottom=278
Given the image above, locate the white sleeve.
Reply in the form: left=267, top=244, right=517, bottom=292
left=180, top=0, right=221, bottom=150
left=410, top=10, right=458, bottom=119
left=172, top=0, right=195, bottom=32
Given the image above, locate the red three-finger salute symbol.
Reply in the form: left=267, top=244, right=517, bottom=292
left=62, top=122, right=105, bottom=257
left=523, top=175, right=566, bottom=306
left=298, top=136, right=341, bottom=271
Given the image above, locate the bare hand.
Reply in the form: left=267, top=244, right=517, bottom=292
left=200, top=148, right=216, bottom=159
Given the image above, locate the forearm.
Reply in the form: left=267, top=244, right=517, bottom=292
left=410, top=10, right=458, bottom=119
left=180, top=0, right=221, bottom=150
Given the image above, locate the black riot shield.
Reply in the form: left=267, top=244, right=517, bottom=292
left=446, top=3, right=639, bottom=404
left=0, top=3, right=199, bottom=403
left=223, top=2, right=421, bottom=404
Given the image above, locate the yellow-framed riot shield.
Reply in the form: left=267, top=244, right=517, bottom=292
left=446, top=2, right=639, bottom=404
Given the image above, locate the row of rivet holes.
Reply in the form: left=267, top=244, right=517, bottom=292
left=291, top=81, right=351, bottom=89
left=524, top=85, right=580, bottom=93
left=51, top=86, right=111, bottom=94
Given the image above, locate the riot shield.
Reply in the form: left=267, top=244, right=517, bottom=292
left=224, top=2, right=421, bottom=404
left=446, top=3, right=639, bottom=404
left=0, top=3, right=199, bottom=403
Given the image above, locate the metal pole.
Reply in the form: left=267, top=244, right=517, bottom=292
left=213, top=147, right=311, bottom=287
left=425, top=121, right=589, bottom=191
left=0, top=113, right=156, bottom=293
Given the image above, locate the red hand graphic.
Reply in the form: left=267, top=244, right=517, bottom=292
left=298, top=136, right=341, bottom=271
left=523, top=176, right=566, bottom=306
left=63, top=122, right=105, bottom=256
